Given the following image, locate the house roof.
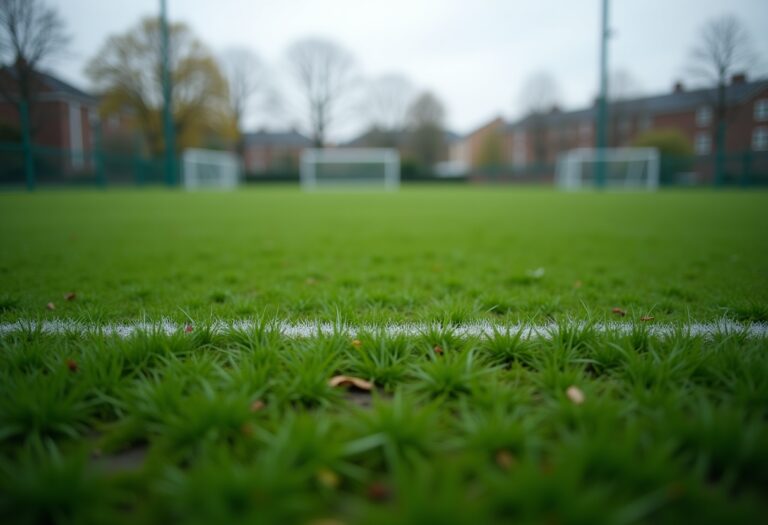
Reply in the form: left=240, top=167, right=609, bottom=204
left=344, top=126, right=461, bottom=147
left=38, top=71, right=94, bottom=102
left=505, top=78, right=768, bottom=132
left=1, top=66, right=95, bottom=104
left=243, top=129, right=313, bottom=147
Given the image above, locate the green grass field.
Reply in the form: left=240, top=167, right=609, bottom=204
left=2, top=187, right=767, bottom=323
left=1, top=187, right=767, bottom=524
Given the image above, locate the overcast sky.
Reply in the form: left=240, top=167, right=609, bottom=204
left=50, top=0, right=767, bottom=138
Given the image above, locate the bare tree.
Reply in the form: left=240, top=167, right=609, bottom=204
left=687, top=14, right=756, bottom=182
left=0, top=0, right=69, bottom=139
left=609, top=69, right=643, bottom=102
left=518, top=72, right=561, bottom=164
left=405, top=91, right=446, bottom=173
left=366, top=73, right=415, bottom=131
left=518, top=71, right=560, bottom=115
left=286, top=38, right=356, bottom=148
left=220, top=47, right=266, bottom=156
left=608, top=69, right=644, bottom=147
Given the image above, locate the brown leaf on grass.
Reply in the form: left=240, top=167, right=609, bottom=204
left=329, top=375, right=373, bottom=391
left=46, top=302, right=55, bottom=310
left=64, top=292, right=76, bottom=301
left=351, top=339, right=362, bottom=349
left=240, top=422, right=254, bottom=437
left=573, top=280, right=583, bottom=289
left=315, top=468, right=340, bottom=489
left=495, top=449, right=517, bottom=471
left=640, top=316, right=655, bottom=322
left=366, top=482, right=392, bottom=503
left=250, top=400, right=266, bottom=412
left=566, top=385, right=585, bottom=405
left=65, top=359, right=78, bottom=373
left=433, top=345, right=444, bottom=355
left=184, top=324, right=194, bottom=333
left=611, top=307, right=626, bottom=317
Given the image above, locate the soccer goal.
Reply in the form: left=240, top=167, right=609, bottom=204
left=556, top=148, right=660, bottom=190
left=300, top=148, right=400, bottom=190
left=182, top=148, right=240, bottom=190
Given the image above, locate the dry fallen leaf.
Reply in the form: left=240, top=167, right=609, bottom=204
left=640, top=316, right=655, bottom=322
left=351, top=339, right=362, bottom=349
left=316, top=468, right=340, bottom=489
left=240, top=422, right=254, bottom=437
left=66, top=359, right=78, bottom=373
left=64, top=292, right=76, bottom=301
left=573, top=280, right=583, bottom=289
left=366, top=482, right=392, bottom=503
left=46, top=302, right=55, bottom=310
left=495, top=449, right=517, bottom=471
left=611, top=307, right=626, bottom=317
left=329, top=375, right=374, bottom=391
left=184, top=324, right=194, bottom=333
left=566, top=385, right=585, bottom=405
left=433, top=345, right=444, bottom=355
left=250, top=400, right=266, bottom=412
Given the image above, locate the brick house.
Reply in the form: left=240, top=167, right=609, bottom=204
left=345, top=126, right=462, bottom=176
left=0, top=67, right=99, bottom=169
left=457, top=74, right=768, bottom=183
left=242, top=129, right=312, bottom=175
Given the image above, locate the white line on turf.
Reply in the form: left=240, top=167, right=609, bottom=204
left=0, top=320, right=766, bottom=339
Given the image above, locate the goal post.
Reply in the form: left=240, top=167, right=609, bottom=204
left=300, top=148, right=400, bottom=190
left=556, top=147, right=660, bottom=190
left=182, top=148, right=240, bottom=190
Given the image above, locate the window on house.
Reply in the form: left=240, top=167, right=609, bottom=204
left=696, top=106, right=712, bottom=127
left=695, top=132, right=711, bottom=155
left=753, top=127, right=768, bottom=151
left=755, top=100, right=768, bottom=122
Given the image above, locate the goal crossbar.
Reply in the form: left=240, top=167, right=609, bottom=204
left=556, top=147, right=660, bottom=190
left=300, top=148, right=400, bottom=190
left=182, top=148, right=240, bottom=190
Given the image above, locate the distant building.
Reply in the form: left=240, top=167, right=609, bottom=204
left=243, top=129, right=312, bottom=174
left=344, top=127, right=463, bottom=176
left=0, top=67, right=98, bottom=166
left=456, top=74, right=768, bottom=183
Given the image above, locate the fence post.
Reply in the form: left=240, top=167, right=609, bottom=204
left=133, top=132, right=144, bottom=185
left=20, top=101, right=35, bottom=191
left=741, top=150, right=751, bottom=187
left=93, top=117, right=106, bottom=187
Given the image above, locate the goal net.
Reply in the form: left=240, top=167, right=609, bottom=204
left=182, top=148, right=240, bottom=190
left=556, top=148, right=660, bottom=190
left=300, top=148, right=400, bottom=190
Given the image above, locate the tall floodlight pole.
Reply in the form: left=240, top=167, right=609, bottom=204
left=160, top=0, right=176, bottom=186
left=594, top=0, right=610, bottom=188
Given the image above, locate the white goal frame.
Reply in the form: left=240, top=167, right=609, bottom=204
left=556, top=147, right=660, bottom=190
left=182, top=148, right=240, bottom=190
left=300, top=148, right=400, bottom=190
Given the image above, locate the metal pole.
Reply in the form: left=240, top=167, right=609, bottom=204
left=594, top=0, right=609, bottom=189
left=160, top=0, right=176, bottom=186
left=93, top=116, right=106, bottom=187
left=20, top=100, right=35, bottom=191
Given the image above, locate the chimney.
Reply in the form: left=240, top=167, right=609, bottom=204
left=672, top=81, right=684, bottom=93
left=731, top=72, right=747, bottom=85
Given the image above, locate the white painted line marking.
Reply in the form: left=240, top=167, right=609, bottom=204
left=1, top=320, right=766, bottom=339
